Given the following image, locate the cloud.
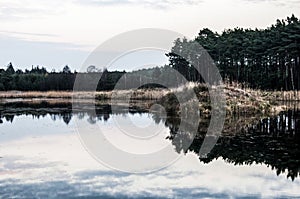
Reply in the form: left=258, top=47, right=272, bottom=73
left=75, top=0, right=202, bottom=9
left=0, top=30, right=58, bottom=37
left=0, top=4, right=40, bottom=20
left=0, top=0, right=66, bottom=21
left=242, top=0, right=300, bottom=7
left=0, top=34, right=89, bottom=70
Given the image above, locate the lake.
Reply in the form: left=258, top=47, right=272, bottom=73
left=0, top=101, right=300, bottom=198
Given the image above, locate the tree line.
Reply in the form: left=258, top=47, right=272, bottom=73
left=1, top=15, right=299, bottom=91
left=0, top=63, right=178, bottom=91
left=168, top=14, right=300, bottom=90
left=0, top=63, right=132, bottom=91
left=0, top=64, right=76, bottom=91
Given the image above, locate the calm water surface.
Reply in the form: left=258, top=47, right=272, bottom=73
left=0, top=101, right=300, bottom=198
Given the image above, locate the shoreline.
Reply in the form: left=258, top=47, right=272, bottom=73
left=0, top=89, right=168, bottom=101
left=0, top=86, right=299, bottom=116
left=1, top=87, right=299, bottom=101
left=1, top=87, right=300, bottom=137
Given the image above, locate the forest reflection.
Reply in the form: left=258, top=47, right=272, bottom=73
left=0, top=101, right=148, bottom=125
left=165, top=107, right=300, bottom=181
left=1, top=101, right=299, bottom=180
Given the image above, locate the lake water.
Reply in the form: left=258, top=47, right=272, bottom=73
left=0, top=101, right=300, bottom=198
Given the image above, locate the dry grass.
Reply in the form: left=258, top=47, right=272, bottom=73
left=0, top=83, right=298, bottom=112
left=0, top=91, right=70, bottom=99
left=109, top=89, right=168, bottom=100
left=0, top=89, right=169, bottom=101
left=159, top=82, right=295, bottom=116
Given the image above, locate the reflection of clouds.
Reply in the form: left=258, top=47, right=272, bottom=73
left=0, top=156, right=59, bottom=171
left=1, top=153, right=300, bottom=198
left=1, top=113, right=300, bottom=198
left=0, top=179, right=89, bottom=199
left=0, top=179, right=234, bottom=199
left=0, top=156, right=236, bottom=198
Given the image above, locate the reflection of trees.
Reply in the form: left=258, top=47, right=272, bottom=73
left=0, top=101, right=149, bottom=125
left=163, top=108, right=300, bottom=181
left=3, top=101, right=300, bottom=180
left=77, top=112, right=85, bottom=120
left=95, top=105, right=111, bottom=122
left=4, top=115, right=14, bottom=123
left=62, top=112, right=72, bottom=125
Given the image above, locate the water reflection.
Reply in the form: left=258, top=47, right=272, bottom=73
left=1, top=101, right=300, bottom=198
left=0, top=101, right=148, bottom=125
left=1, top=101, right=300, bottom=181
left=164, top=107, right=300, bottom=181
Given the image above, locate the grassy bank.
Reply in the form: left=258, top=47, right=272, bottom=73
left=0, top=89, right=167, bottom=101
left=159, top=83, right=296, bottom=117
left=0, top=83, right=298, bottom=116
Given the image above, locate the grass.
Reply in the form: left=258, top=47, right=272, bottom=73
left=0, top=83, right=298, bottom=116
left=0, top=91, right=74, bottom=99
left=0, top=89, right=168, bottom=101
left=159, top=82, right=294, bottom=117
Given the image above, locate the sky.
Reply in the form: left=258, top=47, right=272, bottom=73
left=0, top=0, right=299, bottom=72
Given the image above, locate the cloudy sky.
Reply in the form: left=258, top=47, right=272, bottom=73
left=0, top=0, right=299, bottom=71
